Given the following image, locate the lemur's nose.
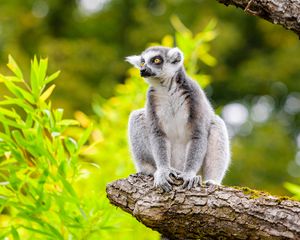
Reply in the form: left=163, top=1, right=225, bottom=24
left=140, top=68, right=150, bottom=77
left=140, top=66, right=155, bottom=77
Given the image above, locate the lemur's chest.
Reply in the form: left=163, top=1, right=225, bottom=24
left=155, top=90, right=191, bottom=142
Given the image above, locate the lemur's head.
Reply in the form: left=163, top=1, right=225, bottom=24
left=126, top=46, right=184, bottom=80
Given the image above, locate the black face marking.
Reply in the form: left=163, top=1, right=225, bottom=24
left=140, top=67, right=155, bottom=77
left=150, top=55, right=164, bottom=65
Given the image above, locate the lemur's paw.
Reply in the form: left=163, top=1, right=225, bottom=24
left=153, top=168, right=175, bottom=192
left=178, top=172, right=202, bottom=190
left=169, top=167, right=181, bottom=178
left=204, top=179, right=220, bottom=186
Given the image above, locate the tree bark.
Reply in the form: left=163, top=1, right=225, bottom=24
left=106, top=174, right=300, bottom=240
left=216, top=0, right=300, bottom=38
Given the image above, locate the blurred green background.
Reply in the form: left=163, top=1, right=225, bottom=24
left=1, top=0, right=300, bottom=239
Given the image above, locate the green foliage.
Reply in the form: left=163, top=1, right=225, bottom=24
left=226, top=119, right=297, bottom=194
left=284, top=182, right=300, bottom=200
left=0, top=20, right=217, bottom=239
left=0, top=56, right=111, bottom=239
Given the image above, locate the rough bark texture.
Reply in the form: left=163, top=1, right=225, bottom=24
left=216, top=0, right=300, bottom=37
left=106, top=174, right=300, bottom=240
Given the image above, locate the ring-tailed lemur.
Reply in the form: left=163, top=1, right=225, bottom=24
left=126, top=46, right=230, bottom=192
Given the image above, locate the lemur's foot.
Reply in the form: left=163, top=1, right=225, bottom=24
left=178, top=172, right=202, bottom=190
left=154, top=168, right=178, bottom=192
left=203, top=179, right=220, bottom=186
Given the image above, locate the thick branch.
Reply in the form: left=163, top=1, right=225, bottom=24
left=106, top=174, right=300, bottom=239
left=216, top=0, right=300, bottom=37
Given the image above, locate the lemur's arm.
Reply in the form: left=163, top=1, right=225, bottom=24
left=147, top=88, right=178, bottom=192
left=181, top=123, right=208, bottom=189
left=178, top=82, right=211, bottom=189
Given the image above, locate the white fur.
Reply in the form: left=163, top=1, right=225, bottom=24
left=125, top=55, right=141, bottom=68
left=167, top=47, right=184, bottom=65
left=154, top=84, right=191, bottom=171
left=143, top=50, right=160, bottom=63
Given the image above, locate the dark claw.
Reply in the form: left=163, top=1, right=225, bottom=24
left=205, top=180, right=216, bottom=186
left=182, top=180, right=189, bottom=189
left=187, top=180, right=194, bottom=190
left=170, top=170, right=180, bottom=179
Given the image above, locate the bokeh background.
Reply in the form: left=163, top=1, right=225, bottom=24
left=1, top=0, right=300, bottom=239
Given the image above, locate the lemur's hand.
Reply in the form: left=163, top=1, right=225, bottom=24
left=178, top=172, right=202, bottom=190
left=153, top=168, right=179, bottom=192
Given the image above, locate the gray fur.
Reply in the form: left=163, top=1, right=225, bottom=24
left=127, top=46, right=230, bottom=192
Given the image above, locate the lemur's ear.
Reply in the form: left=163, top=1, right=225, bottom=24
left=167, top=47, right=184, bottom=65
left=125, top=55, right=141, bottom=68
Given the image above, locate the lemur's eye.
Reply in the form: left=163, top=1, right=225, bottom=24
left=140, top=62, right=145, bottom=67
left=154, top=58, right=161, bottom=64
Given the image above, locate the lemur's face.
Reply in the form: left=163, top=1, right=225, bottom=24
left=126, top=46, right=184, bottom=80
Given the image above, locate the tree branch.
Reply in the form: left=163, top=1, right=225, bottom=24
left=106, top=174, right=300, bottom=239
left=216, top=0, right=300, bottom=37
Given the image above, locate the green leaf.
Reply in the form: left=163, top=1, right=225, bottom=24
left=40, top=84, right=56, bottom=102
left=0, top=107, right=20, bottom=119
left=11, top=226, right=20, bottom=240
left=77, top=123, right=93, bottom=149
left=0, top=114, right=25, bottom=129
left=0, top=74, right=23, bottom=83
left=25, top=114, right=33, bottom=128
left=38, top=58, right=48, bottom=86
left=30, top=56, right=39, bottom=97
left=20, top=225, right=55, bottom=238
left=170, top=15, right=192, bottom=37
left=284, top=182, right=300, bottom=199
left=54, top=108, right=64, bottom=122
left=57, top=175, right=79, bottom=202
left=0, top=97, right=34, bottom=113
left=7, top=55, right=23, bottom=80
left=64, top=137, right=78, bottom=154
left=57, top=119, right=80, bottom=126
left=3, top=81, right=35, bottom=104
left=45, top=70, right=60, bottom=84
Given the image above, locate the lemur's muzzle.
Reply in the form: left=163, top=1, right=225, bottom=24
left=140, top=67, right=155, bottom=77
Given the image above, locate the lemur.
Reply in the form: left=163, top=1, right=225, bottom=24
left=126, top=46, right=230, bottom=192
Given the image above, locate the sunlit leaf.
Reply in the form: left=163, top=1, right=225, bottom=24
left=170, top=15, right=192, bottom=37
left=3, top=81, right=35, bottom=104
left=38, top=58, right=48, bottom=87
left=161, top=35, right=174, bottom=47
left=11, top=226, right=20, bottom=240
left=0, top=74, right=23, bottom=83
left=40, top=84, right=56, bottom=102
left=0, top=107, right=20, bottom=119
left=0, top=114, right=25, bottom=129
left=77, top=123, right=93, bottom=149
left=30, top=56, right=39, bottom=97
left=64, top=137, right=78, bottom=154
left=0, top=97, right=34, bottom=113
left=7, top=55, right=23, bottom=80
left=57, top=119, right=80, bottom=126
left=284, top=182, right=300, bottom=200
left=54, top=108, right=64, bottom=122
left=45, top=70, right=60, bottom=84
